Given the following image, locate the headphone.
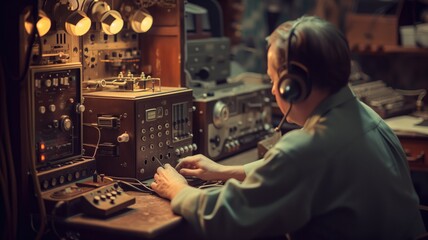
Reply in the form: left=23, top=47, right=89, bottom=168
left=277, top=19, right=311, bottom=103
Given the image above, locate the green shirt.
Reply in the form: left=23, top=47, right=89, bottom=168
left=172, top=86, right=425, bottom=240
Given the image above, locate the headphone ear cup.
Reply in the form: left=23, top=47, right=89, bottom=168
left=279, top=76, right=300, bottom=103
left=279, top=62, right=310, bottom=103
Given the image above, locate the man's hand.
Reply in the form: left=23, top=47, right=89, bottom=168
left=176, top=154, right=225, bottom=181
left=151, top=164, right=189, bottom=200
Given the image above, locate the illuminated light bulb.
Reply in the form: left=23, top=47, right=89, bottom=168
left=100, top=10, right=124, bottom=35
left=24, top=9, right=52, bottom=37
left=65, top=10, right=91, bottom=36
left=88, top=1, right=124, bottom=35
left=36, top=15, right=52, bottom=36
left=130, top=9, right=153, bottom=33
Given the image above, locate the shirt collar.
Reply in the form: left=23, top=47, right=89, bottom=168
left=308, top=85, right=356, bottom=119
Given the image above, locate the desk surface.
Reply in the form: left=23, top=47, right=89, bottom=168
left=65, top=192, right=180, bottom=239
left=64, top=149, right=260, bottom=239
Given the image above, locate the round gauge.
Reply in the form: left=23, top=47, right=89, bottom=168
left=213, top=101, right=229, bottom=128
left=61, top=115, right=72, bottom=132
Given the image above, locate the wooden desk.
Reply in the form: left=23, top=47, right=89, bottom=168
left=395, top=132, right=428, bottom=172
left=64, top=193, right=183, bottom=239
left=61, top=149, right=260, bottom=239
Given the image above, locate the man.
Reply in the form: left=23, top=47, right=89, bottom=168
left=151, top=16, right=425, bottom=239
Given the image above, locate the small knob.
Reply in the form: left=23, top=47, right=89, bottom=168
left=45, top=79, right=52, bottom=88
left=53, top=120, right=59, bottom=129
left=39, top=106, right=46, bottom=114
left=225, top=143, right=231, bottom=152
left=93, top=196, right=100, bottom=204
left=76, top=104, right=85, bottom=113
left=61, top=115, right=72, bottom=132
left=197, top=67, right=210, bottom=80
left=49, top=104, right=56, bottom=112
left=117, top=132, right=130, bottom=142
left=210, top=136, right=221, bottom=147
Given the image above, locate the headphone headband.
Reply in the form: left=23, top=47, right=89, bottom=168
left=286, top=18, right=304, bottom=71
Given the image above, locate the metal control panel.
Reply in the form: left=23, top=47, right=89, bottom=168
left=83, top=87, right=195, bottom=180
left=29, top=63, right=96, bottom=191
left=30, top=63, right=84, bottom=165
left=186, top=37, right=231, bottom=82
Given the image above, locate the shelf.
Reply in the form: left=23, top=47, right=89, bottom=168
left=350, top=44, right=428, bottom=55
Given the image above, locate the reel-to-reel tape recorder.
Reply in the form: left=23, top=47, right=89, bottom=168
left=193, top=82, right=273, bottom=161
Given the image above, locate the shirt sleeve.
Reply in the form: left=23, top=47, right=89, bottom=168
left=170, top=147, right=315, bottom=240
left=243, top=159, right=265, bottom=175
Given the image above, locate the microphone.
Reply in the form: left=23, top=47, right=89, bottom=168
left=274, top=103, right=293, bottom=132
left=275, top=115, right=287, bottom=132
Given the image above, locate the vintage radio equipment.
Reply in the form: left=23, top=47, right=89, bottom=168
left=186, top=37, right=231, bottom=83
left=28, top=63, right=96, bottom=191
left=27, top=63, right=135, bottom=218
left=41, top=176, right=136, bottom=218
left=83, top=84, right=195, bottom=180
left=193, top=83, right=273, bottom=161
left=350, top=80, right=415, bottom=118
left=22, top=0, right=188, bottom=221
left=185, top=1, right=231, bottom=84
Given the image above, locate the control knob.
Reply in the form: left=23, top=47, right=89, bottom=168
left=117, top=132, right=130, bottom=143
left=175, top=148, right=181, bottom=156
left=76, top=103, right=85, bottom=113
left=209, top=135, right=221, bottom=147
left=60, top=115, right=72, bottom=132
left=196, top=67, right=210, bottom=80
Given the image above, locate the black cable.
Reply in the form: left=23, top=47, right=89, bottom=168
left=51, top=201, right=65, bottom=240
left=0, top=167, right=11, bottom=240
left=117, top=180, right=154, bottom=193
left=274, top=103, right=293, bottom=132
left=0, top=52, right=17, bottom=240
left=109, top=176, right=155, bottom=193
left=22, top=3, right=45, bottom=238
left=1, top=0, right=43, bottom=238
left=21, top=56, right=47, bottom=240
left=82, top=124, right=101, bottom=159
